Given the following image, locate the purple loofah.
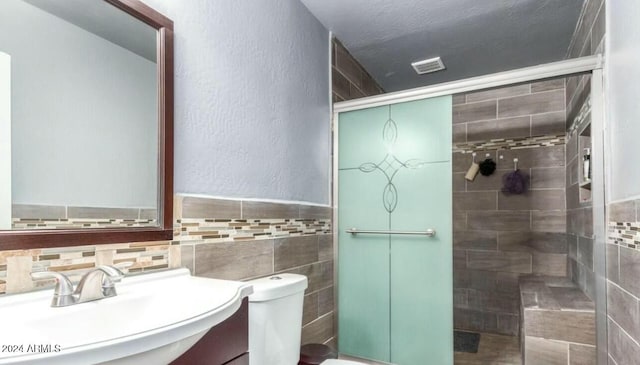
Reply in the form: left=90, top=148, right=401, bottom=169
left=502, top=169, right=528, bottom=194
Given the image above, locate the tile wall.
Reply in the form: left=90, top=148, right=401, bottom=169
left=0, top=241, right=178, bottom=295
left=520, top=276, right=596, bottom=364
left=175, top=195, right=335, bottom=347
left=565, top=100, right=596, bottom=300
left=331, top=38, right=384, bottom=102
left=564, top=0, right=619, bottom=363
left=607, top=202, right=640, bottom=364
left=452, top=79, right=568, bottom=336
left=0, top=195, right=336, bottom=348
left=564, top=0, right=604, bottom=303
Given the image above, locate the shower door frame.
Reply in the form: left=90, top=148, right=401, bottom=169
left=332, top=54, right=607, bottom=363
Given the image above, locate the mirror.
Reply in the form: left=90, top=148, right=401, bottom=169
left=0, top=0, right=174, bottom=248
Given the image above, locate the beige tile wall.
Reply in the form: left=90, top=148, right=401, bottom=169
left=452, top=79, right=568, bottom=336
left=0, top=241, right=179, bottom=295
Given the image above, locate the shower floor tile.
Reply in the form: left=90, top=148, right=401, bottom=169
left=454, top=332, right=521, bottom=365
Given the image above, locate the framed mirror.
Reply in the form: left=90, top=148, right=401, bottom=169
left=0, top=0, right=173, bottom=249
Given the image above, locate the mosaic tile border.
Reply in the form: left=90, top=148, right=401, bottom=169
left=0, top=197, right=333, bottom=295
left=608, top=221, right=640, bottom=251
left=11, top=204, right=157, bottom=229
left=453, top=134, right=566, bottom=154
left=12, top=218, right=157, bottom=230
left=0, top=240, right=177, bottom=295
left=176, top=218, right=331, bottom=244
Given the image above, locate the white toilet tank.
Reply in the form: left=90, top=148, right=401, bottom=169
left=247, top=273, right=308, bottom=365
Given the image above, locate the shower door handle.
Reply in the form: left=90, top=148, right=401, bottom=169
left=346, top=228, right=436, bottom=237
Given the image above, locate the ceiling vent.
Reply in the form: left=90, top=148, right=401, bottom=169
left=411, top=57, right=445, bottom=75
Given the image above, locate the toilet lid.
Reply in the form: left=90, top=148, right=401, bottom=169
left=322, top=360, right=365, bottom=365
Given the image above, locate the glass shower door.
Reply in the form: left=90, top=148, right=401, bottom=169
left=338, top=96, right=453, bottom=364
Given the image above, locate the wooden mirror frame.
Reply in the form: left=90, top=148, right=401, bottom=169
left=1, top=0, right=174, bottom=250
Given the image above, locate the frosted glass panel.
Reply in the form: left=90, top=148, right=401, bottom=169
left=338, top=96, right=453, bottom=364
left=390, top=163, right=453, bottom=364
left=338, top=170, right=391, bottom=361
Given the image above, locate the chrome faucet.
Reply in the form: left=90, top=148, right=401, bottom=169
left=31, top=265, right=126, bottom=307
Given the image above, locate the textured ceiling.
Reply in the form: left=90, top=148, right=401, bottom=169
left=301, top=0, right=585, bottom=92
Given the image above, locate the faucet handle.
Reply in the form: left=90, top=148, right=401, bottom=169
left=95, top=265, right=125, bottom=298
left=31, top=271, right=74, bottom=295
left=98, top=265, right=125, bottom=284
left=31, top=271, right=76, bottom=307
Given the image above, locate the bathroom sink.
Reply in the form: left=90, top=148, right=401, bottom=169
left=0, top=268, right=253, bottom=365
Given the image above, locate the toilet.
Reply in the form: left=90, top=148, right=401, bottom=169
left=247, top=274, right=364, bottom=365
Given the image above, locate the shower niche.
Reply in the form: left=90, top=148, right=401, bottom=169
left=578, top=121, right=592, bottom=203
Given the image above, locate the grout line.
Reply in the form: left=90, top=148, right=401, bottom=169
left=609, top=317, right=640, bottom=348
left=609, top=196, right=640, bottom=207
left=531, top=110, right=566, bottom=118
left=498, top=88, right=564, bottom=103
left=607, top=279, right=640, bottom=302
left=609, top=354, right=619, bottom=365
left=301, top=311, right=334, bottom=329
left=458, top=117, right=501, bottom=125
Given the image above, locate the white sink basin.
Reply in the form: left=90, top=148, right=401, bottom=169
left=0, top=268, right=253, bottom=365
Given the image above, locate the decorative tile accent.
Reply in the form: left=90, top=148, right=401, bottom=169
left=453, top=134, right=565, bottom=154
left=176, top=218, right=331, bottom=244
left=12, top=218, right=157, bottom=230
left=608, top=221, right=640, bottom=251
left=11, top=204, right=157, bottom=229
left=0, top=241, right=175, bottom=295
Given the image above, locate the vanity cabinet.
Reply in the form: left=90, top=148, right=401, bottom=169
left=171, top=298, right=249, bottom=365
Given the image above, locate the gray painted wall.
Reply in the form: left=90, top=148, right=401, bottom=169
left=140, top=0, right=331, bottom=205
left=0, top=0, right=158, bottom=208
left=605, top=1, right=640, bottom=363
left=607, top=0, right=640, bottom=203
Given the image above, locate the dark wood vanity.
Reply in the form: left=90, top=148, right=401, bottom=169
left=171, top=299, right=250, bottom=365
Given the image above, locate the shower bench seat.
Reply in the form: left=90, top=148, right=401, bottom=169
left=518, top=276, right=596, bottom=364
